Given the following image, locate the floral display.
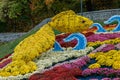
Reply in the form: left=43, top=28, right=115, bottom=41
left=1, top=10, right=120, bottom=80
left=13, top=24, right=55, bottom=62
left=56, top=33, right=77, bottom=47
left=88, top=50, right=120, bottom=69
left=88, top=38, right=120, bottom=47
left=87, top=32, right=120, bottom=42
left=82, top=68, right=120, bottom=77
left=92, top=44, right=115, bottom=53
left=0, top=47, right=93, bottom=80
left=29, top=56, right=90, bottom=80
left=0, top=24, right=55, bottom=77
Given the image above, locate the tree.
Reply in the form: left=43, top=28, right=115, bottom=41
left=85, top=0, right=93, bottom=11
left=92, top=0, right=118, bottom=10
left=0, top=0, right=30, bottom=21
left=30, top=0, right=81, bottom=25
left=0, top=0, right=32, bottom=32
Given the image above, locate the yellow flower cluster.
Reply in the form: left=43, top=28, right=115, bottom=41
left=88, top=38, right=120, bottom=47
left=0, top=24, right=55, bottom=77
left=48, top=10, right=93, bottom=33
left=88, top=53, right=95, bottom=58
left=13, top=24, right=55, bottom=62
left=0, top=60, right=37, bottom=77
left=88, top=50, right=120, bottom=69
left=113, top=61, right=120, bottom=69
left=88, top=63, right=101, bottom=69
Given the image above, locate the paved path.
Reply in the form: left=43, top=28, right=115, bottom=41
left=0, top=33, right=26, bottom=42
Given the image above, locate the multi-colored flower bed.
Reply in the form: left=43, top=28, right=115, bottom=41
left=1, top=10, right=120, bottom=80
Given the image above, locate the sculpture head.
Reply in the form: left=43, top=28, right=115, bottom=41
left=48, top=10, right=93, bottom=33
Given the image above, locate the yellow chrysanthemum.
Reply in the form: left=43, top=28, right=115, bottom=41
left=105, top=58, right=114, bottom=66
left=88, top=63, right=101, bottom=69
left=113, top=61, right=120, bottom=69
left=88, top=38, right=120, bottom=47
left=88, top=53, right=95, bottom=59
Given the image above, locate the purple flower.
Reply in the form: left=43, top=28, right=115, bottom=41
left=62, top=63, right=73, bottom=69
left=82, top=69, right=92, bottom=76
left=72, top=59, right=86, bottom=67
left=87, top=33, right=120, bottom=42
left=82, top=68, right=120, bottom=77
left=80, top=56, right=90, bottom=63
left=92, top=44, right=107, bottom=53
left=91, top=68, right=99, bottom=74
left=114, top=70, right=120, bottom=77
left=92, top=44, right=115, bottom=53
left=93, top=68, right=102, bottom=74
left=62, top=63, right=79, bottom=69
left=101, top=44, right=115, bottom=52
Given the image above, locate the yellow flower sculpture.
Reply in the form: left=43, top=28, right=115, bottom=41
left=0, top=24, right=55, bottom=76
left=0, top=10, right=93, bottom=77
left=13, top=24, right=55, bottom=62
left=49, top=10, right=93, bottom=33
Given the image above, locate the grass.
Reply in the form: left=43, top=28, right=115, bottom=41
left=94, top=20, right=118, bottom=26
left=0, top=29, right=37, bottom=58
left=0, top=42, right=7, bottom=46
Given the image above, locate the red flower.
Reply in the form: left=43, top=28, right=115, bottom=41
left=59, top=72, right=72, bottom=77
left=4, top=54, right=12, bottom=58
left=43, top=69, right=55, bottom=75
left=0, top=58, right=3, bottom=62
left=56, top=33, right=79, bottom=48
left=84, top=32, right=94, bottom=37
left=0, top=58, right=12, bottom=68
left=29, top=73, right=46, bottom=80
left=52, top=66, right=67, bottom=72
left=69, top=68, right=82, bottom=76
left=53, top=76, right=78, bottom=80
left=38, top=77, right=52, bottom=80
left=44, top=72, right=59, bottom=79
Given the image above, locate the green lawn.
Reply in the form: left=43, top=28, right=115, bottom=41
left=0, top=30, right=36, bottom=58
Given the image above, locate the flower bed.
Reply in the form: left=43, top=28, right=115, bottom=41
left=0, top=10, right=120, bottom=80
left=2, top=30, right=120, bottom=80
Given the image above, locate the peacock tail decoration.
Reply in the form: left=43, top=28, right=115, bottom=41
left=0, top=10, right=93, bottom=77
